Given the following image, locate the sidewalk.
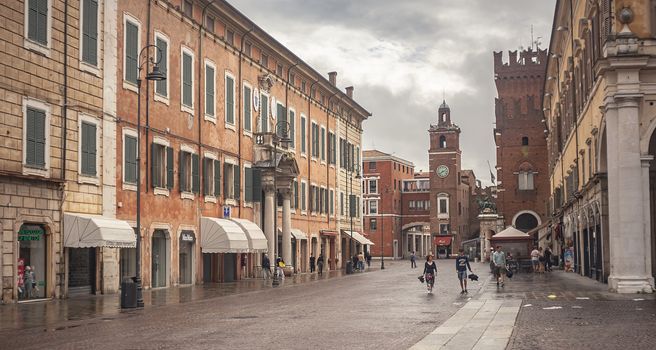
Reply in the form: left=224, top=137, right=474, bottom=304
left=0, top=266, right=369, bottom=332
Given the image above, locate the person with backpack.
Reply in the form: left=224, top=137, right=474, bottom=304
left=455, top=249, right=473, bottom=294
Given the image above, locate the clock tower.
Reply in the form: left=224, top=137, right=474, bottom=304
left=428, top=100, right=464, bottom=257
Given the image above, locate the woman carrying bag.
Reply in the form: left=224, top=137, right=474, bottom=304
left=423, top=255, right=437, bottom=293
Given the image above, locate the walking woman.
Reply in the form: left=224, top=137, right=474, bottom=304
left=423, top=254, right=437, bottom=293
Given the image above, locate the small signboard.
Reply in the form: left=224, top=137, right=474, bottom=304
left=223, top=205, right=231, bottom=218
left=181, top=232, right=194, bottom=242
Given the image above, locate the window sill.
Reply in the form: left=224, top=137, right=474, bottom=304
left=301, top=211, right=307, bottom=216
left=204, top=115, right=217, bottom=124
left=181, top=105, right=194, bottom=115
left=22, top=165, right=49, bottom=178
left=243, top=130, right=253, bottom=138
left=225, top=198, right=237, bottom=206
left=123, top=80, right=138, bottom=93
left=311, top=158, right=318, bottom=163
left=204, top=195, right=217, bottom=203
left=225, top=122, right=237, bottom=132
left=301, top=153, right=307, bottom=159
left=79, top=62, right=101, bottom=77
left=243, top=201, right=253, bottom=208
left=154, top=93, right=170, bottom=106
left=23, top=38, right=50, bottom=57
left=78, top=174, right=100, bottom=186
left=181, top=192, right=195, bottom=200
left=154, top=187, right=170, bottom=197
left=122, top=183, right=137, bottom=192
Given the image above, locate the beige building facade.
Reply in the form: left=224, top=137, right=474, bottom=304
left=544, top=0, right=656, bottom=293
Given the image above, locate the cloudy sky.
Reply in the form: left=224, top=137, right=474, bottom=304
left=232, top=0, right=555, bottom=184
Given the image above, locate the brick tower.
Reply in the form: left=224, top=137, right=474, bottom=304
left=493, top=48, right=549, bottom=232
left=428, top=101, right=463, bottom=257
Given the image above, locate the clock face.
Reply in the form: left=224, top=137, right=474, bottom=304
left=437, top=165, right=449, bottom=178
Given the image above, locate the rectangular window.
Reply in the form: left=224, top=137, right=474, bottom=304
left=183, top=0, right=192, bottom=17
left=259, top=93, right=269, bottom=132
left=329, top=189, right=334, bottom=215
left=370, top=218, right=377, bottom=231
left=154, top=34, right=168, bottom=97
left=179, top=150, right=199, bottom=193
left=320, top=127, right=326, bottom=161
left=369, top=179, right=377, bottom=194
left=124, top=18, right=139, bottom=84
left=244, top=42, right=251, bottom=57
left=225, top=74, right=235, bottom=124
left=369, top=161, right=376, bottom=170
left=80, top=121, right=97, bottom=176
left=289, top=110, right=295, bottom=148
left=243, top=85, right=252, bottom=132
left=329, top=132, right=336, bottom=165
left=223, top=162, right=240, bottom=200
left=205, top=16, right=214, bottom=33
left=301, top=81, right=306, bottom=93
left=300, top=116, right=307, bottom=154
left=123, top=134, right=137, bottom=184
left=439, top=224, right=449, bottom=235
left=277, top=64, right=283, bottom=76
left=339, top=138, right=346, bottom=169
left=301, top=181, right=307, bottom=211
left=311, top=122, right=319, bottom=158
left=226, top=30, right=234, bottom=46
left=27, top=0, right=49, bottom=45
left=205, top=62, right=215, bottom=118
left=151, top=143, right=173, bottom=189
left=277, top=103, right=286, bottom=126
left=81, top=0, right=99, bottom=66
left=439, top=198, right=448, bottom=214
left=293, top=180, right=299, bottom=209
left=181, top=49, right=194, bottom=109
left=340, top=192, right=345, bottom=216
left=368, top=200, right=378, bottom=215
left=261, top=53, right=268, bottom=68
left=518, top=172, right=535, bottom=190
left=25, top=107, right=47, bottom=168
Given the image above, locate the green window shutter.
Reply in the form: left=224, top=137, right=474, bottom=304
left=125, top=21, right=138, bottom=83
left=294, top=181, right=299, bottom=208
left=223, top=163, right=230, bottom=198
left=28, top=0, right=48, bottom=45
left=321, top=128, right=325, bottom=160
left=81, top=122, right=96, bottom=175
left=166, top=147, right=174, bottom=189
left=150, top=144, right=158, bottom=187
left=155, top=38, right=168, bottom=95
left=252, top=168, right=262, bottom=202
left=182, top=52, right=192, bottom=107
left=82, top=0, right=98, bottom=65
left=244, top=86, right=251, bottom=131
left=244, top=167, right=253, bottom=202
left=28, top=0, right=38, bottom=43
left=289, top=111, right=295, bottom=148
left=277, top=104, right=286, bottom=124
left=124, top=135, right=137, bottom=183
left=214, top=160, right=221, bottom=197
left=260, top=94, right=268, bottom=132
left=226, top=76, right=234, bottom=123
left=329, top=189, right=334, bottom=215
left=205, top=65, right=214, bottom=116
left=179, top=151, right=186, bottom=191
left=191, top=154, right=200, bottom=193
left=33, top=109, right=46, bottom=167
left=300, top=117, right=306, bottom=153
left=301, top=182, right=306, bottom=211
left=25, top=108, right=36, bottom=166
left=234, top=164, right=240, bottom=200
left=349, top=194, right=356, bottom=217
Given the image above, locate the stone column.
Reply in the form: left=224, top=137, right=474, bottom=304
left=641, top=156, right=654, bottom=279
left=411, top=233, right=416, bottom=254
left=606, top=95, right=654, bottom=293
left=281, top=189, right=292, bottom=265
left=263, top=184, right=276, bottom=260
left=418, top=233, right=424, bottom=257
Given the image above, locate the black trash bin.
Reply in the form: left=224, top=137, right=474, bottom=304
left=121, top=277, right=137, bottom=309
left=345, top=261, right=353, bottom=274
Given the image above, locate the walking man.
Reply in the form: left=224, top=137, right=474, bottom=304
left=455, top=249, right=473, bottom=294
left=492, top=245, right=507, bottom=287
left=544, top=246, right=553, bottom=272
left=530, top=246, right=540, bottom=273
left=410, top=251, right=417, bottom=268
left=317, top=253, right=325, bottom=276
left=262, top=254, right=271, bottom=280
left=309, top=253, right=316, bottom=273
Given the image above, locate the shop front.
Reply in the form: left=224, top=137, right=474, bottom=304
left=17, top=224, right=48, bottom=301
left=200, top=217, right=249, bottom=283
left=321, top=230, right=338, bottom=270
left=232, top=218, right=268, bottom=279
left=290, top=229, right=308, bottom=273
left=152, top=230, right=170, bottom=288
left=434, top=236, right=453, bottom=259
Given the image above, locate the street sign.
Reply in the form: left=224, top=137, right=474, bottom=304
left=223, top=206, right=231, bottom=218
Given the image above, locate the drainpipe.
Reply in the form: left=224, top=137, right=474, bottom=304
left=326, top=92, right=339, bottom=225
left=199, top=1, right=215, bottom=201
left=238, top=26, right=255, bottom=218
left=307, top=79, right=320, bottom=239
left=61, top=0, right=69, bottom=181
left=145, top=0, right=152, bottom=191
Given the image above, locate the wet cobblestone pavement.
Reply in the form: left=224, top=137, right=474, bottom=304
left=0, top=260, right=489, bottom=350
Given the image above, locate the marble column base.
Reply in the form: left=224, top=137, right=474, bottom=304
left=608, top=275, right=654, bottom=293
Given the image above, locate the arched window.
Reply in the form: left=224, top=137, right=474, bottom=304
left=439, top=135, right=447, bottom=148
left=522, top=136, right=529, bottom=146
left=441, top=113, right=446, bottom=123
left=515, top=213, right=539, bottom=232
left=518, top=162, right=534, bottom=190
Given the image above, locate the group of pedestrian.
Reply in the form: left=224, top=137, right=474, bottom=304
left=420, top=249, right=474, bottom=294
left=530, top=246, right=553, bottom=273
left=351, top=251, right=372, bottom=271
left=309, top=253, right=325, bottom=276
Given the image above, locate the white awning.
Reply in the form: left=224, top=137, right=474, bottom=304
left=200, top=217, right=249, bottom=253
left=63, top=214, right=136, bottom=248
left=277, top=228, right=308, bottom=240
left=343, top=230, right=375, bottom=246
left=231, top=218, right=268, bottom=253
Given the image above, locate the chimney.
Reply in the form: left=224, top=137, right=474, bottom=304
left=345, top=86, right=354, bottom=98
left=328, top=71, right=337, bottom=86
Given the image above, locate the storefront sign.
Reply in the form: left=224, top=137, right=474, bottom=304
left=223, top=206, right=231, bottom=218
left=181, top=233, right=195, bottom=242
left=18, top=229, right=42, bottom=241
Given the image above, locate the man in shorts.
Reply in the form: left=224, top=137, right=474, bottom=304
left=492, top=245, right=507, bottom=287
left=530, top=246, right=540, bottom=273
left=455, top=249, right=473, bottom=294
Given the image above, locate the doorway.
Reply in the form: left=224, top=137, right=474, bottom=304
left=17, top=224, right=47, bottom=301
left=179, top=231, right=195, bottom=285
left=68, top=248, right=96, bottom=295
left=152, top=230, right=169, bottom=288
left=223, top=253, right=236, bottom=282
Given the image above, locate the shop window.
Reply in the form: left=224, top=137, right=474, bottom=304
left=18, top=224, right=47, bottom=300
